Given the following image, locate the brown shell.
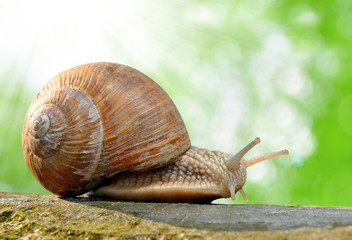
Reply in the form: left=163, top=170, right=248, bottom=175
left=22, top=62, right=191, bottom=196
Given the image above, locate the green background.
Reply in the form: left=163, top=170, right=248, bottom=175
left=0, top=0, right=351, bottom=206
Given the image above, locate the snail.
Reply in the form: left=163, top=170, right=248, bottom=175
left=22, top=62, right=289, bottom=202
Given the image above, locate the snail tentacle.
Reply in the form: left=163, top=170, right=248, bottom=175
left=226, top=137, right=261, bottom=171
left=244, top=149, right=289, bottom=168
left=239, top=188, right=248, bottom=202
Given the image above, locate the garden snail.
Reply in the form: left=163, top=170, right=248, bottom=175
left=22, top=62, right=289, bottom=202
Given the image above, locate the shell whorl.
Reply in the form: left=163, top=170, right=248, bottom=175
left=22, top=62, right=191, bottom=196
left=29, top=104, right=66, bottom=158
left=23, top=86, right=104, bottom=195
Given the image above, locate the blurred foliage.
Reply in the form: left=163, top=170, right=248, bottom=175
left=0, top=67, right=50, bottom=194
left=0, top=0, right=351, bottom=205
left=267, top=0, right=352, bottom=206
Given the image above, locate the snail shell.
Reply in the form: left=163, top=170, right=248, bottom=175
left=22, top=62, right=190, bottom=196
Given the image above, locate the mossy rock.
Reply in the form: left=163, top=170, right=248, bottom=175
left=0, top=192, right=351, bottom=239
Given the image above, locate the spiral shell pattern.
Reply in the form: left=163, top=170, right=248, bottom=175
left=22, top=62, right=191, bottom=196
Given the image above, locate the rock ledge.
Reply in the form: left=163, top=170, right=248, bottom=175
left=1, top=192, right=351, bottom=239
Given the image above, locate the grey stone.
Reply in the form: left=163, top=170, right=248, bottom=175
left=1, top=192, right=352, bottom=239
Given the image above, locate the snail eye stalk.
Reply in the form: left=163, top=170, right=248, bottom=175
left=226, top=137, right=261, bottom=171
left=244, top=149, right=289, bottom=168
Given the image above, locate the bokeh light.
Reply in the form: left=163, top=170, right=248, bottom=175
left=0, top=0, right=351, bottom=206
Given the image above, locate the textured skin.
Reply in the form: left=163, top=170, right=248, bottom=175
left=22, top=63, right=191, bottom=196
left=93, top=146, right=247, bottom=202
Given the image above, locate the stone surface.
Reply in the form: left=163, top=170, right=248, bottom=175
left=0, top=192, right=352, bottom=239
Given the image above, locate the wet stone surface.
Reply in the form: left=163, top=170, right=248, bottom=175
left=0, top=192, right=351, bottom=239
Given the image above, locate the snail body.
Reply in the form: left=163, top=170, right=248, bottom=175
left=93, top=139, right=288, bottom=202
left=22, top=62, right=289, bottom=202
